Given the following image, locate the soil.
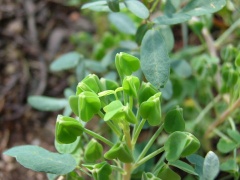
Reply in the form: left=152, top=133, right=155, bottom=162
left=0, top=0, right=94, bottom=179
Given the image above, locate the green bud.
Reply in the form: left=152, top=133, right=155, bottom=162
left=220, top=44, right=237, bottom=62
left=104, top=141, right=134, bottom=163
left=76, top=74, right=103, bottom=95
left=55, top=115, right=84, bottom=144
left=188, top=17, right=204, bottom=36
left=69, top=95, right=79, bottom=116
left=115, top=52, right=140, bottom=76
left=142, top=172, right=161, bottom=180
left=84, top=139, right=103, bottom=162
left=164, top=131, right=200, bottom=162
left=157, top=163, right=180, bottom=180
left=83, top=161, right=112, bottom=180
left=122, top=75, right=140, bottom=97
left=164, top=106, right=185, bottom=133
left=78, top=91, right=101, bottom=122
left=139, top=92, right=162, bottom=126
left=222, top=68, right=238, bottom=87
left=138, top=82, right=158, bottom=104
left=107, top=0, right=120, bottom=12
left=123, top=104, right=137, bottom=124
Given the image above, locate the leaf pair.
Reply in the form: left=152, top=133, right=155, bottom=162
left=139, top=92, right=162, bottom=126
left=164, top=131, right=200, bottom=162
left=104, top=141, right=134, bottom=163
left=103, top=100, right=137, bottom=124
left=69, top=91, right=101, bottom=122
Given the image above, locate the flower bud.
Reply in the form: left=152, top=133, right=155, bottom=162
left=84, top=139, right=103, bottom=162
left=55, top=115, right=84, bottom=144
left=138, top=82, right=158, bottom=104
left=139, top=92, right=162, bottom=126
left=115, top=52, right=140, bottom=76
left=76, top=74, right=103, bottom=95
left=122, top=76, right=140, bottom=97
left=104, top=142, right=134, bottom=163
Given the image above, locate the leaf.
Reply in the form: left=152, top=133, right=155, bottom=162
left=169, top=160, right=198, bottom=176
left=124, top=0, right=149, bottom=19
left=50, top=52, right=83, bottom=72
left=217, top=138, right=238, bottom=153
left=154, top=13, right=191, bottom=25
left=186, top=154, right=204, bottom=177
left=160, top=79, right=172, bottom=100
left=55, top=136, right=81, bottom=154
left=85, top=59, right=107, bottom=73
left=227, top=129, right=240, bottom=144
left=4, top=145, right=76, bottom=175
left=81, top=1, right=107, bottom=9
left=220, top=159, right=238, bottom=172
left=182, top=0, right=226, bottom=17
left=107, top=0, right=120, bottom=12
left=108, top=13, right=136, bottom=35
left=164, top=106, right=185, bottom=133
left=141, top=28, right=170, bottom=89
left=28, top=96, right=67, bottom=111
left=171, top=59, right=192, bottom=78
left=158, top=25, right=174, bottom=52
left=203, top=151, right=219, bottom=180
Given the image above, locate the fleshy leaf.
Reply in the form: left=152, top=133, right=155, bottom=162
left=124, top=0, right=149, bottom=19
left=4, top=145, right=76, bottom=175
left=141, top=29, right=170, bottom=89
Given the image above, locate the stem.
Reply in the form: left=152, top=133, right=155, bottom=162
left=98, top=111, right=122, bottom=136
left=83, top=128, right=114, bottom=147
left=192, top=95, right=221, bottom=127
left=132, top=119, right=146, bottom=147
left=136, top=124, right=164, bottom=162
left=122, top=122, right=132, bottom=180
left=133, top=147, right=165, bottom=170
left=215, top=18, right=240, bottom=49
left=202, top=27, right=217, bottom=57
left=204, top=98, right=240, bottom=138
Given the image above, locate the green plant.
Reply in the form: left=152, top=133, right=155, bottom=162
left=4, top=52, right=220, bottom=180
left=4, top=0, right=240, bottom=179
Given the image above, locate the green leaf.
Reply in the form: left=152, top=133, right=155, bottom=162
left=227, top=129, right=240, bottom=144
left=141, top=29, right=170, bottom=89
left=81, top=1, right=107, bottom=9
left=186, top=154, right=204, bottom=177
left=85, top=60, right=107, bottom=73
left=108, top=13, right=136, bottom=35
left=220, top=159, right=238, bottom=172
left=182, top=0, right=226, bottom=17
left=164, top=106, right=185, bottom=133
left=142, top=172, right=161, bottom=180
left=164, top=131, right=200, bottom=162
left=107, top=0, right=120, bottom=12
left=157, top=163, right=181, bottom=180
left=158, top=25, right=174, bottom=52
left=171, top=59, right=192, bottom=78
left=124, top=0, right=149, bottom=19
left=154, top=13, right=191, bottom=25
left=55, top=136, right=81, bottom=154
left=203, top=151, right=219, bottom=180
left=78, top=91, right=101, bottom=122
left=28, top=96, right=67, bottom=111
left=135, top=23, right=153, bottom=45
left=217, top=138, right=238, bottom=153
left=169, top=160, right=198, bottom=176
left=160, top=80, right=172, bottom=100
left=4, top=145, right=76, bottom=175
left=56, top=115, right=84, bottom=144
left=50, top=52, right=83, bottom=72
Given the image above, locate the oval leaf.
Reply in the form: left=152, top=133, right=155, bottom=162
left=108, top=13, right=136, bottom=35
left=125, top=0, right=149, bottom=19
left=107, top=0, right=120, bottom=12
left=141, top=29, right=170, bottom=89
left=4, top=145, right=76, bottom=175
left=154, top=13, right=191, bottom=25
left=169, top=160, right=198, bottom=176
left=50, top=52, right=83, bottom=72
left=203, top=151, right=220, bottom=180
left=28, top=96, right=67, bottom=111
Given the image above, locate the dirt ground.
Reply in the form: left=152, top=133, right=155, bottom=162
left=0, top=0, right=95, bottom=179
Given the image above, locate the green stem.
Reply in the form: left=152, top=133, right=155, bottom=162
left=133, top=147, right=165, bottom=170
left=129, top=96, right=133, bottom=110
left=215, top=18, right=240, bottom=49
left=192, top=95, right=221, bottom=127
left=98, top=111, right=122, bottom=136
left=136, top=124, right=164, bottom=162
left=83, top=128, right=114, bottom=147
left=132, top=119, right=146, bottom=147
